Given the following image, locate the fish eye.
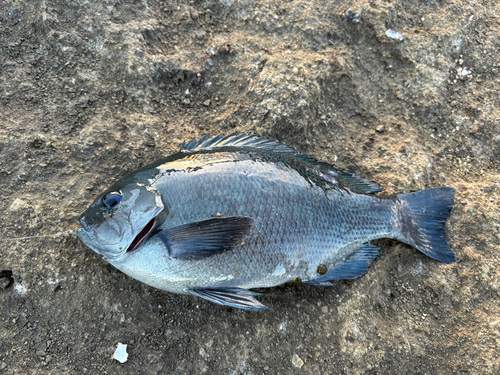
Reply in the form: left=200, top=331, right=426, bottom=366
left=102, top=192, right=122, bottom=208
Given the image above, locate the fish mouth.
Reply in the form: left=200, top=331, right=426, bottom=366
left=126, top=216, right=158, bottom=253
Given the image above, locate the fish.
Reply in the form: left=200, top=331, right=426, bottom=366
left=76, top=134, right=456, bottom=311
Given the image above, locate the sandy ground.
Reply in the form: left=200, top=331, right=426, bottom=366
left=1, top=0, right=499, bottom=373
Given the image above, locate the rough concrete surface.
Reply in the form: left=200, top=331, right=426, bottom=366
left=0, top=0, right=499, bottom=374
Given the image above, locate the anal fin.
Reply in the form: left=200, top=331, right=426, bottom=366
left=188, top=287, right=269, bottom=311
left=304, top=244, right=381, bottom=286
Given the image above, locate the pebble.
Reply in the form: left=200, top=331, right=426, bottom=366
left=292, top=353, right=304, bottom=368
left=203, top=99, right=211, bottom=106
left=14, top=284, right=27, bottom=296
left=190, top=9, right=199, bottom=20
left=9, top=198, right=28, bottom=212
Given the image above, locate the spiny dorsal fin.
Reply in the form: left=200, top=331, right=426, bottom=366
left=181, top=134, right=296, bottom=153
left=180, top=134, right=382, bottom=194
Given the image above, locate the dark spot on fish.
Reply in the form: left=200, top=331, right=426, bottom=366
left=317, top=264, right=328, bottom=275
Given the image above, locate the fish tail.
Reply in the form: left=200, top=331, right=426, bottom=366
left=393, top=187, right=456, bottom=263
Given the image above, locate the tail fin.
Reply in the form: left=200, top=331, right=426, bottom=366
left=394, top=187, right=456, bottom=263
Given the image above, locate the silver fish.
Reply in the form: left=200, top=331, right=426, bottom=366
left=77, top=134, right=455, bottom=310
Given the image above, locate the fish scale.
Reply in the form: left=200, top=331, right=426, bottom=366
left=77, top=134, right=456, bottom=310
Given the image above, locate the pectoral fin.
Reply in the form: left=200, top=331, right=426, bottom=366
left=188, top=287, right=269, bottom=311
left=304, top=243, right=381, bottom=286
left=155, top=216, right=255, bottom=260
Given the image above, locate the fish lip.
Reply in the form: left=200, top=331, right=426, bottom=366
left=78, top=215, right=91, bottom=232
left=75, top=227, right=86, bottom=240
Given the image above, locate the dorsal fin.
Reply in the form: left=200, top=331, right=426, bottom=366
left=181, top=134, right=296, bottom=153
left=318, top=164, right=383, bottom=194
left=180, top=134, right=382, bottom=194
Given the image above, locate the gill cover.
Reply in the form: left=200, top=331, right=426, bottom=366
left=77, top=183, right=164, bottom=260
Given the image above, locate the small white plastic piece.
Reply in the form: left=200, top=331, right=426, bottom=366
left=113, top=343, right=128, bottom=363
left=386, top=29, right=404, bottom=41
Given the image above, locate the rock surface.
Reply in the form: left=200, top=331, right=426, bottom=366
left=1, top=0, right=499, bottom=373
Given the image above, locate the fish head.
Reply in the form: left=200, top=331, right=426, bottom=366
left=77, top=181, right=165, bottom=261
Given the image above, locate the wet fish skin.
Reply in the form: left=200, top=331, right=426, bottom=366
left=76, top=134, right=455, bottom=310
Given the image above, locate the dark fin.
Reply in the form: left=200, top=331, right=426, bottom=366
left=181, top=133, right=295, bottom=152
left=319, top=164, right=383, bottom=194
left=156, top=216, right=255, bottom=260
left=188, top=287, right=269, bottom=311
left=303, top=244, right=381, bottom=286
left=394, top=187, right=456, bottom=263
left=180, top=134, right=382, bottom=194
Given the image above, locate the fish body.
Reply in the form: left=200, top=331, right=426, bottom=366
left=77, top=135, right=455, bottom=310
